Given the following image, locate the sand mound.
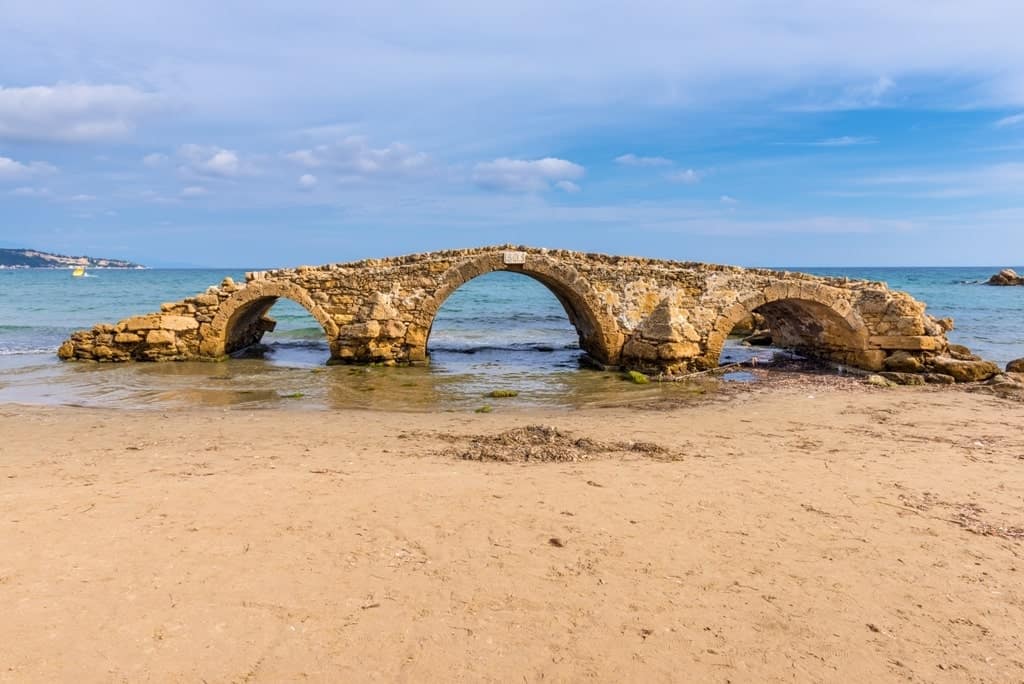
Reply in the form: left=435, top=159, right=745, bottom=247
left=446, top=424, right=673, bottom=463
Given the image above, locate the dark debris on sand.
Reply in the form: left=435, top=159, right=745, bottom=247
left=443, top=424, right=677, bottom=463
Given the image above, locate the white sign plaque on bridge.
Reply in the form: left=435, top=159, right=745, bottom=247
left=503, top=250, right=527, bottom=265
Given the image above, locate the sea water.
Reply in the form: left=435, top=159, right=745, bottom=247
left=0, top=266, right=1021, bottom=409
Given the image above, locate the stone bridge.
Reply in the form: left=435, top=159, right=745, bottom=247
left=59, top=245, right=997, bottom=381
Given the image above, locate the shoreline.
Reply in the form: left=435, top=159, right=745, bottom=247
left=2, top=382, right=1022, bottom=681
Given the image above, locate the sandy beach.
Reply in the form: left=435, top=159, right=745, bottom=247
left=1, top=380, right=1022, bottom=682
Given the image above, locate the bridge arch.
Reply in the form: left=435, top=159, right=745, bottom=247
left=704, top=282, right=870, bottom=367
left=415, top=252, right=621, bottom=366
left=204, top=281, right=339, bottom=358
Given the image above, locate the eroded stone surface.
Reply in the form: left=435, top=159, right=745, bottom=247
left=58, top=245, right=979, bottom=379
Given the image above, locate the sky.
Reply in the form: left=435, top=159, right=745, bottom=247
left=1, top=1, right=1024, bottom=268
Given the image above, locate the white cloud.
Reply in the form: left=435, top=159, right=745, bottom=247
left=286, top=136, right=429, bottom=177
left=554, top=180, right=581, bottom=193
left=811, top=136, right=877, bottom=147
left=0, top=83, right=162, bottom=142
left=298, top=173, right=317, bottom=188
left=994, top=113, right=1024, bottom=128
left=720, top=195, right=738, bottom=204
left=615, top=153, right=673, bottom=167
left=68, top=193, right=96, bottom=202
left=143, top=153, right=168, bottom=168
left=472, top=157, right=584, bottom=192
left=667, top=169, right=701, bottom=184
left=793, top=76, right=896, bottom=111
left=856, top=162, right=1024, bottom=197
left=178, top=144, right=247, bottom=178
left=9, top=186, right=51, bottom=197
left=180, top=186, right=208, bottom=197
left=0, top=156, right=56, bottom=181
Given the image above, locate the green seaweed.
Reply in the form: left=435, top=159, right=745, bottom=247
left=282, top=392, right=305, bottom=399
left=475, top=405, right=494, bottom=413
left=486, top=389, right=519, bottom=398
left=626, top=370, right=650, bottom=384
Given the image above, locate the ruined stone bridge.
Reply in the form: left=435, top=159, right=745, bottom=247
left=61, top=245, right=992, bottom=381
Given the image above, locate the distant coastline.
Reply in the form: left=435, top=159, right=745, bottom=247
left=0, top=248, right=145, bottom=270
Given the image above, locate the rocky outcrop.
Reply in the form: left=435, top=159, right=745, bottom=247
left=58, top=244, right=976, bottom=379
left=987, top=268, right=1024, bottom=286
left=1006, top=358, right=1024, bottom=373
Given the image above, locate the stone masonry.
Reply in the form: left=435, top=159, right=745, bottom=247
left=58, top=245, right=999, bottom=382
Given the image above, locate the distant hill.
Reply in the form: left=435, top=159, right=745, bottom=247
left=0, top=248, right=145, bottom=269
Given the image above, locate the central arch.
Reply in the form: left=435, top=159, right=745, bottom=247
left=204, top=281, right=339, bottom=359
left=414, top=253, right=621, bottom=366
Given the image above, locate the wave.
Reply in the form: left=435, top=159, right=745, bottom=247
left=430, top=343, right=580, bottom=354
left=0, top=347, right=57, bottom=356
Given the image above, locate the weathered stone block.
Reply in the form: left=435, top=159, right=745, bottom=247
left=159, top=315, right=200, bottom=331
left=124, top=315, right=161, bottom=331
left=114, top=332, right=141, bottom=344
left=146, top=329, right=176, bottom=346
left=869, top=335, right=945, bottom=351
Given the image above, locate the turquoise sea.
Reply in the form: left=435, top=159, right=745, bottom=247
left=0, top=266, right=1021, bottom=410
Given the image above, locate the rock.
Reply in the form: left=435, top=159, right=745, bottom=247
left=114, top=332, right=141, bottom=344
left=947, top=344, right=980, bottom=361
left=57, top=340, right=76, bottom=360
left=928, top=356, right=1001, bottom=383
left=866, top=374, right=895, bottom=388
left=1006, top=358, right=1024, bottom=373
left=741, top=329, right=773, bottom=346
left=923, top=373, right=956, bottom=385
left=986, top=373, right=1021, bottom=386
left=883, top=351, right=923, bottom=373
left=879, top=372, right=926, bottom=386
left=986, top=268, right=1024, bottom=286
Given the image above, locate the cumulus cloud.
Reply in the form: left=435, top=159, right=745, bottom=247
left=0, top=156, right=56, bottom=181
left=994, top=113, right=1024, bottom=128
left=286, top=136, right=429, bottom=177
left=720, top=195, right=738, bottom=204
left=472, top=157, right=584, bottom=192
left=298, top=173, right=317, bottom=188
left=667, top=169, right=701, bottom=184
left=615, top=153, right=673, bottom=167
left=0, top=83, right=162, bottom=142
left=178, top=144, right=247, bottom=178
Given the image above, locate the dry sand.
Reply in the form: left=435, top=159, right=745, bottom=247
left=1, top=380, right=1022, bottom=682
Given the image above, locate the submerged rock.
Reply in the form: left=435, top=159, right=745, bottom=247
left=987, top=268, right=1024, bottom=286
left=1007, top=358, right=1024, bottom=373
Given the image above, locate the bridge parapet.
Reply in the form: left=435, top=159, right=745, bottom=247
left=58, top=245, right=1000, bottom=382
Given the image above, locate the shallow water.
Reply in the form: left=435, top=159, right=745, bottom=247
left=0, top=266, right=1021, bottom=410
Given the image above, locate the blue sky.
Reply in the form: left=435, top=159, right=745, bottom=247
left=1, top=1, right=1023, bottom=267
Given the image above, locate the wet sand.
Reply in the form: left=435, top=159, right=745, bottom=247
left=1, top=380, right=1022, bottom=682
